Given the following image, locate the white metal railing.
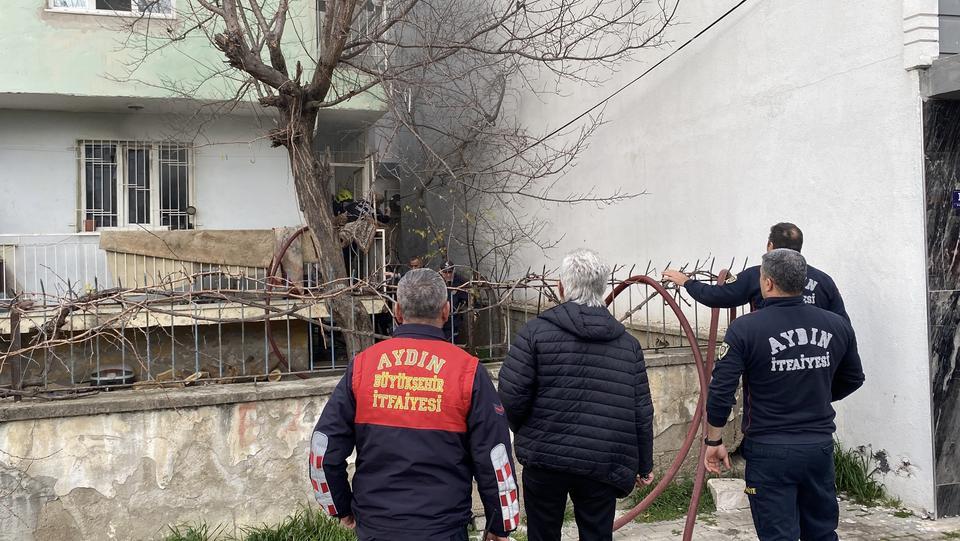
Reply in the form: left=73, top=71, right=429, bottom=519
left=0, top=230, right=388, bottom=305
left=0, top=229, right=390, bottom=391
left=0, top=234, right=110, bottom=303
left=307, top=228, right=387, bottom=287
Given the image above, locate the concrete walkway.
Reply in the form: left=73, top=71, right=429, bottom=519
left=551, top=501, right=960, bottom=540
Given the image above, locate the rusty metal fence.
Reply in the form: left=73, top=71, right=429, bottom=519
left=0, top=256, right=749, bottom=400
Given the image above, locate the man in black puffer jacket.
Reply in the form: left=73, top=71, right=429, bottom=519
left=499, top=249, right=655, bottom=541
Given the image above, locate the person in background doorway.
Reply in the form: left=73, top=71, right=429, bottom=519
left=333, top=188, right=392, bottom=224
left=441, top=261, right=468, bottom=344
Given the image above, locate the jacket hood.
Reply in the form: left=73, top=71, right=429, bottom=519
left=539, top=302, right=626, bottom=342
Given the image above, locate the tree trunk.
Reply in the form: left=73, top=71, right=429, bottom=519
left=283, top=106, right=374, bottom=357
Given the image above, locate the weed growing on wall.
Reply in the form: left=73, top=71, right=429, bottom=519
left=833, top=440, right=891, bottom=507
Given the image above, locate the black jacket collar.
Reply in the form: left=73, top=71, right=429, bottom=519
left=392, top=323, right=447, bottom=341
left=762, top=296, right=805, bottom=307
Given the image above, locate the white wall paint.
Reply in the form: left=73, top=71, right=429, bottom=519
left=511, top=1, right=935, bottom=511
left=0, top=109, right=303, bottom=234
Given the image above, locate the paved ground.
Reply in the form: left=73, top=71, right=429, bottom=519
left=548, top=501, right=960, bottom=540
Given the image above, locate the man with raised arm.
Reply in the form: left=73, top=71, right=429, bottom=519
left=663, top=223, right=848, bottom=319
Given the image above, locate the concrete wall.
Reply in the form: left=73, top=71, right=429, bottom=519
left=0, top=379, right=335, bottom=541
left=0, top=355, right=711, bottom=540
left=0, top=109, right=302, bottom=234
left=508, top=0, right=934, bottom=512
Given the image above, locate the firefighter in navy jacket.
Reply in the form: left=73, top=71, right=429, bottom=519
left=310, top=269, right=517, bottom=541
left=663, top=223, right=849, bottom=320
left=703, top=249, right=865, bottom=541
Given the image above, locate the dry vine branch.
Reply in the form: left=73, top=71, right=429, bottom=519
left=106, top=0, right=679, bottom=346
left=1, top=257, right=731, bottom=397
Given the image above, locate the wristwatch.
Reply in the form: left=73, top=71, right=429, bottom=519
left=704, top=437, right=723, bottom=447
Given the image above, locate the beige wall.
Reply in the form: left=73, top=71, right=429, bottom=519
left=0, top=355, right=724, bottom=540
left=0, top=380, right=334, bottom=541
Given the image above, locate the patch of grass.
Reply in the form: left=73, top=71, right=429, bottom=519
left=518, top=497, right=575, bottom=526
left=164, top=524, right=223, bottom=541
left=892, top=509, right=913, bottom=518
left=510, top=530, right=528, bottom=541
left=241, top=508, right=355, bottom=541
left=834, top=441, right=888, bottom=506
left=942, top=531, right=960, bottom=539
left=624, top=477, right=715, bottom=523
left=473, top=347, right=496, bottom=361
left=163, top=508, right=354, bottom=541
left=884, top=495, right=904, bottom=509
left=563, top=500, right=576, bottom=523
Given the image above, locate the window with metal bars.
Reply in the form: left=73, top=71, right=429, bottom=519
left=79, top=140, right=194, bottom=231
left=48, top=0, right=175, bottom=17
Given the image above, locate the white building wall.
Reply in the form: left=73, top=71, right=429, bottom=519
left=511, top=1, right=935, bottom=511
left=0, top=109, right=302, bottom=234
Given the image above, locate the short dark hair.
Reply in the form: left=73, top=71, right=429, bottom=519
left=768, top=222, right=803, bottom=252
left=761, top=249, right=807, bottom=295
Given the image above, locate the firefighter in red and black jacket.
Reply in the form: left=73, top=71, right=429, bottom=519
left=309, top=268, right=518, bottom=541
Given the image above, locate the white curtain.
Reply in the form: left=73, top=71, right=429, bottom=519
left=52, top=0, right=87, bottom=7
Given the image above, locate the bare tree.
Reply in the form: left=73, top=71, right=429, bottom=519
left=118, top=0, right=677, bottom=348
left=365, top=0, right=675, bottom=278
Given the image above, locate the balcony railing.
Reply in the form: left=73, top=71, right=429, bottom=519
left=0, top=230, right=387, bottom=306
left=1, top=250, right=747, bottom=399
left=1, top=234, right=109, bottom=303
left=0, top=230, right=390, bottom=394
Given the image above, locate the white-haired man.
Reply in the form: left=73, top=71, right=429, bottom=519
left=310, top=269, right=518, bottom=541
left=499, top=249, right=655, bottom=541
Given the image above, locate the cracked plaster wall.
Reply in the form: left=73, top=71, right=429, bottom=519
left=0, top=393, right=327, bottom=541
left=0, top=355, right=709, bottom=540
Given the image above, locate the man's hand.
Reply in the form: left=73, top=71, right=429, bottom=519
left=704, top=444, right=731, bottom=475
left=339, top=515, right=356, bottom=530
left=484, top=534, right=509, bottom=541
left=636, top=472, right=655, bottom=487
left=662, top=269, right=690, bottom=287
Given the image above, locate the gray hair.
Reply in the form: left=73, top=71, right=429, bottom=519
left=397, top=268, right=448, bottom=319
left=761, top=249, right=807, bottom=295
left=559, top=249, right=610, bottom=308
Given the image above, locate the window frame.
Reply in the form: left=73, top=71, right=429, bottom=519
left=316, top=0, right=387, bottom=54
left=46, top=0, right=177, bottom=20
left=77, top=140, right=195, bottom=232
